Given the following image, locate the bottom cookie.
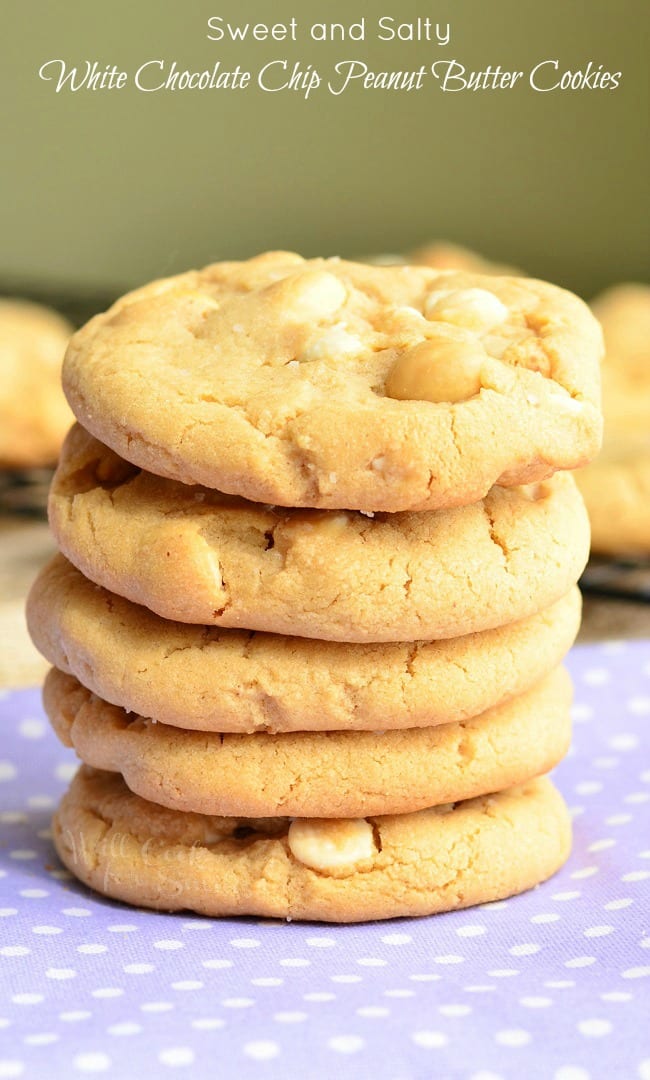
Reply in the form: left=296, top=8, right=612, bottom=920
left=53, top=767, right=571, bottom=923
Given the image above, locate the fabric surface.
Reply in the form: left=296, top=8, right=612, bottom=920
left=0, top=640, right=649, bottom=1080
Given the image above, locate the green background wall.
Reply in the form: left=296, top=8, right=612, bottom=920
left=2, top=0, right=648, bottom=299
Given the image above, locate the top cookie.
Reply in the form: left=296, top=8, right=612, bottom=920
left=62, top=253, right=603, bottom=512
left=0, top=298, right=74, bottom=468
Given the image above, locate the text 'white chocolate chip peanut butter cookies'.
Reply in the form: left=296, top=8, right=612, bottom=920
left=62, top=252, right=603, bottom=512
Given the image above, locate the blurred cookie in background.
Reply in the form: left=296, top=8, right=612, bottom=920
left=575, top=284, right=650, bottom=557
left=408, top=240, right=523, bottom=277
left=0, top=298, right=74, bottom=470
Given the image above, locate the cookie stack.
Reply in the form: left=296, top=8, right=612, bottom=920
left=27, top=253, right=603, bottom=922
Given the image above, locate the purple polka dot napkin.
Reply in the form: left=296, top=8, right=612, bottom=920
left=1, top=641, right=649, bottom=1079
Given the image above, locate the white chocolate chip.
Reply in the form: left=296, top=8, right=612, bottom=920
left=232, top=323, right=244, bottom=334
left=286, top=360, right=299, bottom=370
left=371, top=456, right=386, bottom=472
left=328, top=472, right=338, bottom=484
left=385, top=338, right=485, bottom=404
left=424, top=288, right=509, bottom=332
left=301, top=325, right=364, bottom=363
left=278, top=270, right=347, bottom=321
left=287, top=818, right=377, bottom=874
left=526, top=394, right=540, bottom=406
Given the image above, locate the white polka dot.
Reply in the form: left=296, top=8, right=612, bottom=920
left=170, top=981, right=203, bottom=991
left=638, top=1061, right=650, bottom=1080
left=305, top=936, right=335, bottom=948
left=565, top=957, right=596, bottom=969
left=153, top=940, right=184, bottom=951
left=9, top=850, right=37, bottom=861
left=589, top=839, right=615, bottom=852
left=32, top=926, right=63, bottom=935
left=331, top=975, right=362, bottom=984
left=0, top=911, right=17, bottom=918
left=24, top=1034, right=58, bottom=1047
left=123, top=963, right=154, bottom=975
left=601, top=992, right=632, bottom=1002
left=0, top=812, right=27, bottom=825
left=553, top=891, right=581, bottom=901
left=0, top=762, right=17, bottom=781
left=456, top=924, right=487, bottom=937
left=439, top=1004, right=471, bottom=1017
left=273, top=1012, right=307, bottom=1023
left=578, top=1019, right=612, bottom=1037
left=554, top=1068, right=590, bottom=1080
left=434, top=954, right=464, bottom=964
left=243, top=1041, right=280, bottom=1061
left=229, top=937, right=260, bottom=948
left=642, top=938, right=650, bottom=949
left=381, top=933, right=412, bottom=945
left=411, top=1031, right=448, bottom=1048
left=622, top=870, right=650, bottom=882
left=625, top=792, right=650, bottom=804
left=46, top=968, right=76, bottom=980
left=627, top=696, right=650, bottom=715
left=545, top=981, right=575, bottom=989
left=140, top=1002, right=173, bottom=1012
left=63, top=908, right=92, bottom=917
left=584, top=925, right=615, bottom=937
left=495, top=1029, right=531, bottom=1047
left=107, top=1023, right=142, bottom=1036
left=464, top=985, right=497, bottom=993
left=531, top=913, right=560, bottom=924
left=19, top=717, right=46, bottom=739
left=0, top=1063, right=24, bottom=1078
left=641, top=770, right=650, bottom=783
left=12, top=994, right=43, bottom=1005
left=608, top=733, right=638, bottom=751
left=304, top=992, right=335, bottom=1002
left=328, top=1036, right=365, bottom=1054
left=572, top=703, right=593, bottom=721
left=384, top=989, right=415, bottom=998
left=520, top=997, right=552, bottom=1008
left=77, top=945, right=108, bottom=955
left=575, top=781, right=603, bottom=795
left=60, top=1012, right=91, bottom=1022
left=222, top=998, right=254, bottom=1009
left=158, top=1048, right=194, bottom=1067
left=488, top=969, right=519, bottom=978
left=571, top=866, right=599, bottom=880
left=356, top=1006, right=390, bottom=1018
left=409, top=974, right=442, bottom=982
left=91, top=989, right=123, bottom=999
left=622, top=967, right=650, bottom=979
left=27, top=795, right=53, bottom=809
left=20, top=889, right=48, bottom=899
left=606, top=814, right=632, bottom=826
left=202, top=959, right=232, bottom=970
left=180, top=921, right=210, bottom=931
left=190, top=1019, right=224, bottom=1030
left=72, top=1053, right=111, bottom=1072
left=251, top=977, right=283, bottom=987
left=55, top=762, right=78, bottom=782
left=509, top=944, right=540, bottom=957
left=583, top=667, right=610, bottom=686
left=107, top=924, right=138, bottom=933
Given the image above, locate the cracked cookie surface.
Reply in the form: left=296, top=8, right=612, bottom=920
left=53, top=766, right=571, bottom=922
left=62, top=252, right=602, bottom=512
left=44, top=666, right=572, bottom=818
left=49, top=426, right=590, bottom=642
left=28, top=555, right=581, bottom=733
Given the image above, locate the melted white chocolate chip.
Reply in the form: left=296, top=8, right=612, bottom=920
left=274, top=270, right=347, bottom=321
left=301, top=324, right=364, bottom=363
left=385, top=338, right=485, bottom=404
left=287, top=818, right=377, bottom=873
left=424, top=288, right=509, bottom=332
